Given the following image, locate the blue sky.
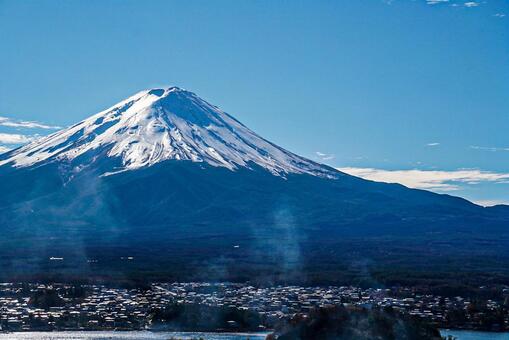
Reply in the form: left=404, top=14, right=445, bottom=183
left=0, top=0, right=508, bottom=205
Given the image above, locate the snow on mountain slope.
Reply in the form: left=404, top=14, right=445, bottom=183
left=0, top=87, right=337, bottom=178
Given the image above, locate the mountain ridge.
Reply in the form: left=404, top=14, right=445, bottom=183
left=0, top=87, right=508, bottom=285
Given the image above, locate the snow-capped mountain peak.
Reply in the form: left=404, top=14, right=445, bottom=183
left=0, top=87, right=336, bottom=178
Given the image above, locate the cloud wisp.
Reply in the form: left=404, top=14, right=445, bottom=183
left=464, top=1, right=479, bottom=7
left=426, top=0, right=450, bottom=5
left=0, top=116, right=60, bottom=130
left=0, top=133, right=37, bottom=144
left=423, top=0, right=485, bottom=8
left=338, top=167, right=509, bottom=191
left=470, top=145, right=509, bottom=152
left=474, top=199, right=509, bottom=207
left=315, top=151, right=335, bottom=161
left=0, top=116, right=58, bottom=154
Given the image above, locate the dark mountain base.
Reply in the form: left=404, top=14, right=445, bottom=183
left=1, top=231, right=509, bottom=292
left=1, top=162, right=508, bottom=289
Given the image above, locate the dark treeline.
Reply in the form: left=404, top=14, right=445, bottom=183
left=269, top=305, right=442, bottom=340
left=150, top=304, right=265, bottom=332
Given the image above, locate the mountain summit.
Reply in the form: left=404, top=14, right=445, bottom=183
left=0, top=87, right=335, bottom=178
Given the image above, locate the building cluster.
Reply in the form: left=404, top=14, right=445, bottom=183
left=0, top=282, right=507, bottom=332
left=156, top=283, right=509, bottom=331
left=0, top=283, right=159, bottom=331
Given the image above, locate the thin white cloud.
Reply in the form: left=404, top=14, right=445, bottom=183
left=426, top=142, right=440, bottom=147
left=426, top=0, right=449, bottom=5
left=0, top=146, right=11, bottom=154
left=315, top=151, right=335, bottom=161
left=474, top=199, right=509, bottom=207
left=0, top=133, right=36, bottom=144
left=494, top=13, right=506, bottom=18
left=338, top=167, right=509, bottom=191
left=470, top=145, right=509, bottom=152
left=464, top=1, right=479, bottom=7
left=0, top=116, right=60, bottom=130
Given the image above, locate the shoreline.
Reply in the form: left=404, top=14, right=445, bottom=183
left=3, top=328, right=509, bottom=334
left=0, top=331, right=271, bottom=339
left=0, top=329, right=272, bottom=335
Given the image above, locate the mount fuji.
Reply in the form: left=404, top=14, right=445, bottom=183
left=0, top=87, right=335, bottom=178
left=0, top=87, right=508, bottom=284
